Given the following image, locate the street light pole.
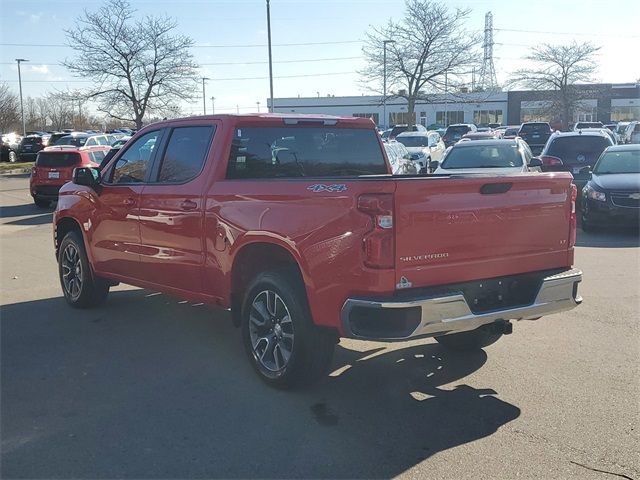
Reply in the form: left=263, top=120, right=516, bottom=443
left=256, top=101, right=260, bottom=113
left=15, top=58, right=28, bottom=136
left=202, top=77, right=209, bottom=115
left=211, top=96, right=215, bottom=115
left=266, top=0, right=274, bottom=113
left=382, top=40, right=395, bottom=130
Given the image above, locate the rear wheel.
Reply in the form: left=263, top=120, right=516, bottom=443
left=58, top=231, right=110, bottom=308
left=435, top=324, right=503, bottom=351
left=241, top=268, right=336, bottom=388
left=581, top=213, right=598, bottom=233
left=34, top=197, right=51, bottom=208
left=8, top=151, right=17, bottom=163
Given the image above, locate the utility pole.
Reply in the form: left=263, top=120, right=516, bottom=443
left=266, top=0, right=274, bottom=112
left=210, top=96, right=215, bottom=115
left=202, top=77, right=209, bottom=114
left=382, top=40, right=395, bottom=129
left=444, top=71, right=448, bottom=127
left=256, top=101, right=260, bottom=113
left=15, top=58, right=28, bottom=136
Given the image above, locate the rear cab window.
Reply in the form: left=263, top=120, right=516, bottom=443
left=547, top=136, right=612, bottom=164
left=520, top=123, right=550, bottom=133
left=226, top=126, right=387, bottom=179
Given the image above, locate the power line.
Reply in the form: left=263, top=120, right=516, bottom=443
left=1, top=71, right=357, bottom=83
left=0, top=56, right=362, bottom=67
left=495, top=28, right=640, bottom=38
left=0, top=39, right=362, bottom=49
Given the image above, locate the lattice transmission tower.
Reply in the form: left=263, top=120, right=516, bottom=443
left=477, top=12, right=499, bottom=91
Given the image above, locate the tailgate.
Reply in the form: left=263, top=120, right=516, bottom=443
left=394, top=173, right=573, bottom=289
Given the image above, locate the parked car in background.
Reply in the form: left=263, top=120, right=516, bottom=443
left=395, top=130, right=445, bottom=171
left=518, top=122, right=552, bottom=154
left=383, top=141, right=418, bottom=175
left=580, top=127, right=618, bottom=145
left=18, top=135, right=46, bottom=161
left=580, top=144, right=640, bottom=232
left=54, top=133, right=90, bottom=147
left=502, top=126, right=521, bottom=139
left=388, top=123, right=427, bottom=140
left=1, top=135, right=19, bottom=163
left=604, top=124, right=622, bottom=143
left=630, top=122, right=640, bottom=144
left=84, top=134, right=117, bottom=147
left=537, top=130, right=614, bottom=191
left=615, top=122, right=631, bottom=143
left=477, top=127, right=492, bottom=133
left=488, top=123, right=502, bottom=129
left=442, top=123, right=478, bottom=147
left=432, top=138, right=540, bottom=174
left=380, top=129, right=392, bottom=142
left=574, top=121, right=604, bottom=131
left=460, top=131, right=502, bottom=141
left=30, top=145, right=111, bottom=207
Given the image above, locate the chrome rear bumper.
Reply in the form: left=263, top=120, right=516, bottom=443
left=341, top=268, right=582, bottom=341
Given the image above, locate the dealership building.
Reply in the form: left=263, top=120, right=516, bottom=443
left=268, top=83, right=640, bottom=128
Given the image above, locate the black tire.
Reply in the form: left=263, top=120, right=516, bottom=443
left=241, top=268, right=337, bottom=388
left=34, top=197, right=51, bottom=208
left=8, top=151, right=18, bottom=163
left=435, top=324, right=502, bottom=351
left=581, top=214, right=598, bottom=233
left=58, top=231, right=110, bottom=308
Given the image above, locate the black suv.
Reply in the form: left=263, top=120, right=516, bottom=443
left=538, top=131, right=614, bottom=191
left=517, top=122, right=552, bottom=155
left=18, top=135, right=45, bottom=161
left=442, top=124, right=477, bottom=148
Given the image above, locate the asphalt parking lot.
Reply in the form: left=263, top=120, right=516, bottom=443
left=1, top=173, right=638, bottom=480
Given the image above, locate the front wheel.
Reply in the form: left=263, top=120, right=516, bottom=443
left=8, top=151, right=18, bottom=163
left=435, top=324, right=502, bottom=351
left=58, top=231, right=110, bottom=308
left=241, top=268, right=336, bottom=388
left=34, top=197, right=51, bottom=208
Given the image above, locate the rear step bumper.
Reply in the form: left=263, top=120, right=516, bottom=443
left=341, top=268, right=582, bottom=341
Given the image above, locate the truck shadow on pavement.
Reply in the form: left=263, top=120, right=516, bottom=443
left=576, top=227, right=640, bottom=248
left=1, top=289, right=520, bottom=479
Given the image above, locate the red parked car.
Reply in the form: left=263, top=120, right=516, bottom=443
left=53, top=114, right=582, bottom=388
left=30, top=145, right=111, bottom=207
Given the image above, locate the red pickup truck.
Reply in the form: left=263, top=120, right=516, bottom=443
left=53, top=114, right=582, bottom=388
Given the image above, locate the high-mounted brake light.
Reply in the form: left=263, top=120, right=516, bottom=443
left=358, top=194, right=394, bottom=269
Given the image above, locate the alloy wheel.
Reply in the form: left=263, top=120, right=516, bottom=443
left=61, top=244, right=83, bottom=301
left=249, top=290, right=294, bottom=372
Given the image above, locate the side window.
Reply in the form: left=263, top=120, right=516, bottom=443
left=156, top=126, right=214, bottom=183
left=85, top=137, right=96, bottom=147
left=87, top=150, right=106, bottom=164
left=110, top=131, right=160, bottom=184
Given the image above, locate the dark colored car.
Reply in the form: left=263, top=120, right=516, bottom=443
left=442, top=124, right=477, bottom=147
left=1, top=136, right=19, bottom=163
left=18, top=135, right=45, bottom=161
left=54, top=133, right=89, bottom=147
left=388, top=124, right=426, bottom=140
left=502, top=126, right=521, bottom=139
left=580, top=145, right=640, bottom=231
left=538, top=131, right=614, bottom=191
left=47, top=132, right=73, bottom=146
left=517, top=122, right=552, bottom=154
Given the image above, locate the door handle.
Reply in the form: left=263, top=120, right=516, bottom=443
left=123, top=197, right=136, bottom=206
left=180, top=199, right=198, bottom=211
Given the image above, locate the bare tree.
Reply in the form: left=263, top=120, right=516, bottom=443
left=46, top=92, right=74, bottom=131
left=509, top=42, right=601, bottom=130
left=0, top=83, right=20, bottom=132
left=361, top=0, right=479, bottom=127
left=63, top=0, right=199, bottom=129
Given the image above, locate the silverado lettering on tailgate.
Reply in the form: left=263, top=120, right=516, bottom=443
left=399, top=252, right=449, bottom=262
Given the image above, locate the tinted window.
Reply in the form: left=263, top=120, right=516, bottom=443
left=445, top=126, right=470, bottom=137
left=22, top=137, right=42, bottom=145
left=226, top=127, right=387, bottom=179
left=504, top=128, right=519, bottom=136
left=520, top=123, right=550, bottom=133
left=547, top=136, right=612, bottom=165
left=441, top=144, right=523, bottom=169
left=111, top=131, right=160, bottom=183
left=593, top=149, right=640, bottom=174
left=396, top=135, right=429, bottom=148
left=157, top=126, right=214, bottom=183
left=36, top=152, right=81, bottom=167
left=55, top=136, right=88, bottom=147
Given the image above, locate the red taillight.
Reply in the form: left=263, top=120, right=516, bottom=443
left=569, top=184, right=577, bottom=248
left=358, top=193, right=394, bottom=269
left=31, top=166, right=37, bottom=177
left=540, top=155, right=563, bottom=166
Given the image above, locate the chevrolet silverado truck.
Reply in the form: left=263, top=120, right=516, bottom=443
left=53, top=114, right=582, bottom=388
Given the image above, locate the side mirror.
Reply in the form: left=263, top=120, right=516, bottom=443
left=579, top=166, right=592, bottom=175
left=429, top=160, right=440, bottom=172
left=73, top=167, right=101, bottom=188
left=528, top=157, right=543, bottom=168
